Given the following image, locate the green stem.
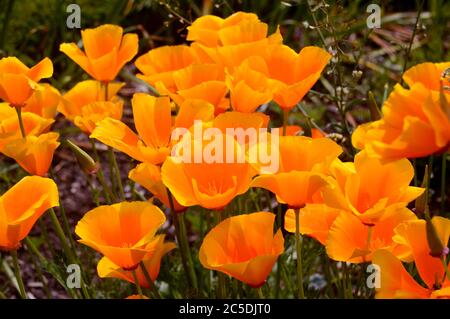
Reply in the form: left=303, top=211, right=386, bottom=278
left=257, top=287, right=265, bottom=299
left=108, top=147, right=125, bottom=200
left=294, top=208, right=305, bottom=299
left=11, top=250, right=27, bottom=299
left=15, top=106, right=26, bottom=139
left=139, top=262, right=161, bottom=299
left=48, top=208, right=91, bottom=299
left=217, top=210, right=227, bottom=299
left=282, top=109, right=289, bottom=136
left=167, top=190, right=198, bottom=291
left=441, top=154, right=447, bottom=214
left=90, top=139, right=114, bottom=203
left=131, top=269, right=144, bottom=299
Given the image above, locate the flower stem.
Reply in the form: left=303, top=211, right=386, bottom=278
left=217, top=210, right=227, bottom=298
left=11, top=250, right=27, bottom=299
left=294, top=208, right=305, bottom=299
left=15, top=106, right=26, bottom=139
left=131, top=269, right=144, bottom=299
left=282, top=109, right=289, bottom=136
left=441, top=154, right=447, bottom=214
left=90, top=139, right=114, bottom=203
left=107, top=146, right=125, bottom=200
left=257, top=287, right=265, bottom=299
left=167, top=189, right=198, bottom=291
left=139, top=262, right=161, bottom=299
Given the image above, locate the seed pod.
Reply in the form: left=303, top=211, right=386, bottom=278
left=65, top=140, right=99, bottom=175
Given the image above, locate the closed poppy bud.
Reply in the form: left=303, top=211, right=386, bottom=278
left=75, top=201, right=166, bottom=270
left=60, top=24, right=138, bottom=82
left=1, top=132, right=60, bottom=176
left=425, top=213, right=447, bottom=258
left=97, top=234, right=175, bottom=287
left=0, top=57, right=53, bottom=107
left=65, top=139, right=99, bottom=174
left=199, top=212, right=284, bottom=287
left=0, top=176, right=59, bottom=251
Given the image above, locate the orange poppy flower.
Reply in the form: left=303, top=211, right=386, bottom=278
left=352, top=62, right=450, bottom=160
left=135, top=45, right=199, bottom=93
left=161, top=132, right=255, bottom=210
left=0, top=106, right=54, bottom=148
left=60, top=24, right=138, bottom=82
left=157, top=63, right=229, bottom=114
left=0, top=176, right=59, bottom=251
left=128, top=162, right=186, bottom=212
left=251, top=136, right=342, bottom=208
left=59, top=80, right=124, bottom=133
left=322, top=150, right=424, bottom=225
left=18, top=84, right=60, bottom=119
left=373, top=217, right=450, bottom=298
left=323, top=207, right=417, bottom=263
left=0, top=56, right=53, bottom=107
left=98, top=234, right=175, bottom=287
left=173, top=99, right=215, bottom=130
left=91, top=93, right=171, bottom=164
left=226, top=57, right=274, bottom=113
left=1, top=132, right=60, bottom=176
left=187, top=12, right=259, bottom=47
left=75, top=201, right=166, bottom=270
left=264, top=45, right=331, bottom=110
left=199, top=212, right=284, bottom=287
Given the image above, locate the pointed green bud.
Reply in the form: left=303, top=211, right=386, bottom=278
left=367, top=91, right=382, bottom=121
left=425, top=212, right=446, bottom=258
left=65, top=140, right=99, bottom=175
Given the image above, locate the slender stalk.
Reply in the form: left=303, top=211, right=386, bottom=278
left=139, top=262, right=161, bottom=298
left=441, top=154, right=447, bottom=214
left=167, top=190, right=198, bottom=291
left=257, top=287, right=265, bottom=299
left=48, top=208, right=90, bottom=299
left=108, top=147, right=125, bottom=200
left=216, top=210, right=228, bottom=298
left=400, top=0, right=424, bottom=84
left=15, top=106, right=26, bottom=139
left=131, top=270, right=144, bottom=299
left=25, top=240, right=51, bottom=298
left=282, top=109, right=289, bottom=136
left=294, top=208, right=305, bottom=299
left=11, top=250, right=27, bottom=299
left=90, top=139, right=114, bottom=203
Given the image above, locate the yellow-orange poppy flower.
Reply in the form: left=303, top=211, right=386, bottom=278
left=323, top=207, right=417, bottom=263
left=91, top=93, right=171, bottom=164
left=402, top=61, right=450, bottom=92
left=157, top=63, right=229, bottom=114
left=0, top=176, right=59, bottom=251
left=1, top=132, right=60, bottom=176
left=75, top=201, right=166, bottom=270
left=97, top=234, right=175, bottom=287
left=199, top=212, right=284, bottom=287
left=60, top=24, right=138, bottom=82
left=161, top=132, right=255, bottom=210
left=173, top=99, right=215, bottom=130
left=251, top=136, right=342, bottom=208
left=187, top=12, right=259, bottom=47
left=264, top=45, right=331, bottom=110
left=373, top=217, right=450, bottom=298
left=226, top=57, right=274, bottom=113
left=0, top=56, right=53, bottom=107
left=15, top=84, right=60, bottom=119
left=0, top=107, right=54, bottom=149
left=352, top=62, right=450, bottom=160
left=59, top=80, right=124, bottom=133
left=128, top=162, right=185, bottom=212
left=135, top=45, right=199, bottom=93
left=322, top=150, right=424, bottom=225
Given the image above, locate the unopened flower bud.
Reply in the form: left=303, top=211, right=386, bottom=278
left=65, top=140, right=99, bottom=175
